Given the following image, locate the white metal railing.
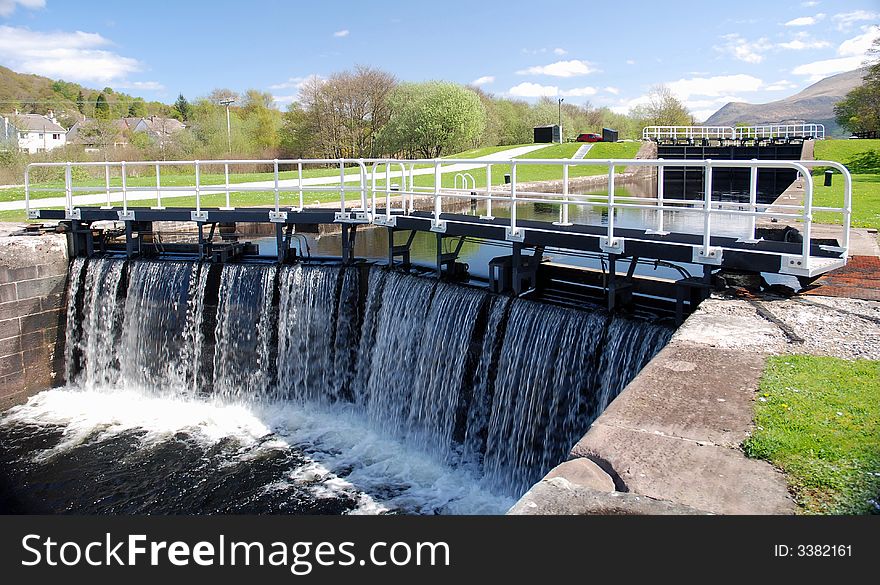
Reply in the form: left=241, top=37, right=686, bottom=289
left=734, top=124, right=825, bottom=140
left=24, top=157, right=851, bottom=276
left=643, top=126, right=736, bottom=140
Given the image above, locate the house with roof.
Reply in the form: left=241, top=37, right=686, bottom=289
left=1, top=111, right=67, bottom=153
left=67, top=115, right=185, bottom=151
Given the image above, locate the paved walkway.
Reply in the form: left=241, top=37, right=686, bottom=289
left=572, top=143, right=594, bottom=159
left=1, top=145, right=551, bottom=212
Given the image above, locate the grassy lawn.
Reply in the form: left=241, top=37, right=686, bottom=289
left=809, top=139, right=880, bottom=229
left=743, top=355, right=880, bottom=515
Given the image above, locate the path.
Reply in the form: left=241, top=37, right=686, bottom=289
left=572, top=143, right=594, bottom=159
left=1, top=144, right=551, bottom=212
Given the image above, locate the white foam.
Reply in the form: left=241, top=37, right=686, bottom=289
left=2, top=387, right=514, bottom=515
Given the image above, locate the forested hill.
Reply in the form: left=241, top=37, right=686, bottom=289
left=0, top=65, right=173, bottom=128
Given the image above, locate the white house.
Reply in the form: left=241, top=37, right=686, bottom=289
left=1, top=111, right=67, bottom=154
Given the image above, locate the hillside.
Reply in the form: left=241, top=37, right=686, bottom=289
left=703, top=68, right=867, bottom=136
left=0, top=66, right=173, bottom=128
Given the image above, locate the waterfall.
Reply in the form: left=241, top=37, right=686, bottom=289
left=65, top=258, right=672, bottom=498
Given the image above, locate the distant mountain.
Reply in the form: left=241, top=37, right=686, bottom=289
left=703, top=68, right=867, bottom=136
left=0, top=65, right=172, bottom=129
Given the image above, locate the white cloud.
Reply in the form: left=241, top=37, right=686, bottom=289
left=508, top=82, right=558, bottom=97
left=516, top=59, right=598, bottom=77
left=801, top=1, right=820, bottom=6
left=625, top=59, right=635, bottom=65
left=715, top=34, right=771, bottom=63
left=838, top=25, right=880, bottom=57
left=561, top=86, right=597, bottom=97
left=333, top=29, right=349, bottom=37
left=0, top=25, right=144, bottom=84
left=116, top=80, right=165, bottom=91
left=471, top=75, right=494, bottom=86
left=0, top=0, right=44, bottom=17
left=832, top=10, right=879, bottom=31
left=272, top=95, right=298, bottom=106
left=792, top=25, right=879, bottom=81
left=604, top=86, right=620, bottom=95
left=777, top=34, right=830, bottom=50
left=784, top=14, right=825, bottom=26
left=765, top=79, right=798, bottom=91
left=270, top=76, right=310, bottom=91
left=792, top=56, right=866, bottom=81
left=553, top=47, right=567, bottom=55
left=667, top=74, right=764, bottom=99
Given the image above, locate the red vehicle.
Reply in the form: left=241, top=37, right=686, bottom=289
left=576, top=133, right=603, bottom=142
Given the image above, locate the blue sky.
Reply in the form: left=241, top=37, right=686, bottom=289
left=1, top=0, right=878, bottom=120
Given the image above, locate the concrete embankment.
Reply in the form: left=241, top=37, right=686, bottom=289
left=0, top=226, right=68, bottom=408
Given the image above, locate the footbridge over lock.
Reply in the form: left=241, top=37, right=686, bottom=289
left=25, top=155, right=851, bottom=321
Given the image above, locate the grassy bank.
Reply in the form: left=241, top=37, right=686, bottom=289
left=743, top=355, right=880, bottom=515
left=811, top=139, right=880, bottom=229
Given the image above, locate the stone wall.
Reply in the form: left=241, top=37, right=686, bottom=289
left=0, top=234, right=68, bottom=409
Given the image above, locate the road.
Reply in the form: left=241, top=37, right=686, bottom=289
left=2, top=145, right=549, bottom=211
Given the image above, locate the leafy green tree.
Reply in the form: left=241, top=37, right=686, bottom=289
left=380, top=82, right=486, bottom=157
left=174, top=93, right=191, bottom=121
left=94, top=93, right=111, bottom=119
left=76, top=90, right=86, bottom=114
left=834, top=37, right=880, bottom=133
left=630, top=84, right=691, bottom=128
left=128, top=98, right=147, bottom=118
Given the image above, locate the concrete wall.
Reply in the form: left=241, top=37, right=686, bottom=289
left=0, top=234, right=68, bottom=409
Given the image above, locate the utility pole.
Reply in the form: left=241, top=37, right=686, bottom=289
left=557, top=97, right=564, bottom=143
left=220, top=97, right=235, bottom=155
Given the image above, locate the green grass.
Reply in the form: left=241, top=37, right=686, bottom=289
left=812, top=173, right=880, bottom=229
left=743, top=355, right=880, bottom=515
left=443, top=144, right=529, bottom=159
left=814, top=139, right=880, bottom=173
left=808, top=139, right=880, bottom=229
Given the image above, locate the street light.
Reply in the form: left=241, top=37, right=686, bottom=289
left=557, top=98, right=564, bottom=143
left=219, top=97, right=236, bottom=154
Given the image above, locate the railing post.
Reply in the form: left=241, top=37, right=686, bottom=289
left=223, top=163, right=231, bottom=209
left=297, top=161, right=304, bottom=211
left=339, top=158, right=346, bottom=213
left=408, top=164, right=415, bottom=213
left=510, top=161, right=518, bottom=234
left=555, top=163, right=571, bottom=226
left=155, top=163, right=163, bottom=209
left=702, top=160, right=712, bottom=255
left=484, top=163, right=493, bottom=219
left=194, top=160, right=200, bottom=214
left=607, top=163, right=615, bottom=244
left=65, top=162, right=72, bottom=217
left=121, top=161, right=128, bottom=215
left=657, top=159, right=665, bottom=233
left=800, top=165, right=812, bottom=269
left=385, top=162, right=391, bottom=218
left=103, top=164, right=111, bottom=209
left=274, top=159, right=280, bottom=213
left=748, top=159, right=758, bottom=240
left=433, top=161, right=442, bottom=225
left=24, top=165, right=30, bottom=218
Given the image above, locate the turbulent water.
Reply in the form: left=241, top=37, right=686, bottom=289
left=0, top=258, right=671, bottom=514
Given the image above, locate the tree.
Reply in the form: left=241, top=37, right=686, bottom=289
left=834, top=36, right=880, bottom=133
left=631, top=84, right=691, bottom=127
left=174, top=93, right=191, bottom=121
left=380, top=82, right=486, bottom=158
left=76, top=90, right=86, bottom=114
left=79, top=118, right=120, bottom=158
left=94, top=93, right=111, bottom=119
left=128, top=98, right=147, bottom=118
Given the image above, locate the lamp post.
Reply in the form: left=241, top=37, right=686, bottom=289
left=557, top=97, right=564, bottom=143
left=219, top=97, right=235, bottom=155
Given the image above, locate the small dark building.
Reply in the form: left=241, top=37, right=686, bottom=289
left=534, top=124, right=561, bottom=143
left=602, top=127, right=619, bottom=143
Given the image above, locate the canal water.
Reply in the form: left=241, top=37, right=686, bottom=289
left=0, top=258, right=672, bottom=515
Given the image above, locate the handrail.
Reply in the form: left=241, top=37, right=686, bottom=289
left=24, top=156, right=852, bottom=274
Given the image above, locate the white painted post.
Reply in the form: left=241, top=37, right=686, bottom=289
left=274, top=159, right=280, bottom=213
left=223, top=163, right=231, bottom=209
left=339, top=159, right=345, bottom=213
left=65, top=162, right=72, bottom=216
left=485, top=164, right=493, bottom=219
left=748, top=160, right=758, bottom=240
left=510, top=162, right=518, bottom=234
left=121, top=161, right=128, bottom=215
left=193, top=160, right=200, bottom=214
left=657, top=159, right=665, bottom=233
left=298, top=161, right=304, bottom=211
left=103, top=164, right=111, bottom=209
left=155, top=163, right=163, bottom=209
left=433, top=161, right=442, bottom=225
left=702, top=161, right=712, bottom=255
left=800, top=166, right=812, bottom=269
left=607, top=164, right=615, bottom=244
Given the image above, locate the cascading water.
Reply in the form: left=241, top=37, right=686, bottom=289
left=0, top=257, right=673, bottom=514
